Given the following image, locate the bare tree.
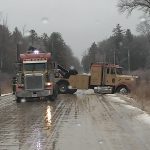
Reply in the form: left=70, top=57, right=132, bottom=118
left=118, top=0, right=150, bottom=14
left=136, top=19, right=150, bottom=42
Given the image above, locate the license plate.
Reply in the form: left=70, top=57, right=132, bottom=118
left=32, top=93, right=37, bottom=97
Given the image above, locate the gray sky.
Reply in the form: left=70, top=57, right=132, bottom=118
left=0, top=0, right=142, bottom=60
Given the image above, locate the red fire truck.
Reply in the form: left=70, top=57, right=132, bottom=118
left=13, top=48, right=58, bottom=102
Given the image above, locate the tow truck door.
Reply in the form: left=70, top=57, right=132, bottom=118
left=104, top=67, right=116, bottom=86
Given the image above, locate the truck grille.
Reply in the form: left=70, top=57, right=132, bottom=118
left=25, top=74, right=44, bottom=91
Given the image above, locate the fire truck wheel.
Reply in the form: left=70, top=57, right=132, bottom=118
left=49, top=86, right=58, bottom=101
left=16, top=97, right=21, bottom=103
left=68, top=89, right=77, bottom=94
left=57, top=81, right=69, bottom=94
left=49, top=95, right=56, bottom=101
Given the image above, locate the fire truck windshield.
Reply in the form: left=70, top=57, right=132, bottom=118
left=23, top=63, right=46, bottom=71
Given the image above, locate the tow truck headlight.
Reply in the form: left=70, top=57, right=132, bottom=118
left=45, top=82, right=52, bottom=86
left=68, top=86, right=72, bottom=89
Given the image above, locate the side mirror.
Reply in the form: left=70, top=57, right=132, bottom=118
left=52, top=62, right=57, bottom=69
left=16, top=62, right=22, bottom=72
left=54, top=69, right=60, bottom=78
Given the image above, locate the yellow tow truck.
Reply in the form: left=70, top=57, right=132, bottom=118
left=55, top=63, right=138, bottom=94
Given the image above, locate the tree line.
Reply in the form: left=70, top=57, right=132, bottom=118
left=81, top=24, right=150, bottom=72
left=0, top=24, right=80, bottom=73
left=82, top=0, right=150, bottom=73
left=2, top=0, right=150, bottom=74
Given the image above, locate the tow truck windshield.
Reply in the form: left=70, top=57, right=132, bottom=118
left=23, top=63, right=46, bottom=71
left=116, top=67, right=123, bottom=75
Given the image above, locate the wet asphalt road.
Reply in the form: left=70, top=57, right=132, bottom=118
left=0, top=90, right=150, bottom=150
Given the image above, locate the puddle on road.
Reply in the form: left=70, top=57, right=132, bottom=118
left=0, top=97, right=60, bottom=150
left=45, top=105, right=52, bottom=129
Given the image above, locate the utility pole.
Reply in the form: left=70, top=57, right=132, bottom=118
left=17, top=43, right=20, bottom=62
left=128, top=48, right=130, bottom=74
left=114, top=50, right=116, bottom=65
left=51, top=38, right=54, bottom=61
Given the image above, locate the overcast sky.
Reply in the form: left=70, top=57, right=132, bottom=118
left=0, top=0, right=142, bottom=60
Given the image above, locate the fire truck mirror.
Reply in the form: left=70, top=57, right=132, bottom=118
left=16, top=63, right=22, bottom=72
left=13, top=63, right=17, bottom=73
left=52, top=62, right=56, bottom=68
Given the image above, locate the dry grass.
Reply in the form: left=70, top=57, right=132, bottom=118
left=0, top=73, right=12, bottom=94
left=130, top=70, right=150, bottom=112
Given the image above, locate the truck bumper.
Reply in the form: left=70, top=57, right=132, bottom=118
left=94, top=86, right=113, bottom=94
left=16, top=89, right=53, bottom=98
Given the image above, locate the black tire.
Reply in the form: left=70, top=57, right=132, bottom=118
left=49, top=85, right=58, bottom=101
left=12, top=85, right=16, bottom=95
left=111, top=87, right=115, bottom=94
left=16, top=97, right=21, bottom=103
left=51, top=91, right=58, bottom=101
left=68, top=89, right=77, bottom=94
left=116, top=86, right=129, bottom=94
left=57, top=81, right=69, bottom=94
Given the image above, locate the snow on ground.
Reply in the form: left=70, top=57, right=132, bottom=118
left=77, top=89, right=94, bottom=95
left=1, top=93, right=12, bottom=96
left=110, top=94, right=150, bottom=126
left=107, top=94, right=127, bottom=104
left=123, top=104, right=143, bottom=112
left=136, top=113, right=150, bottom=125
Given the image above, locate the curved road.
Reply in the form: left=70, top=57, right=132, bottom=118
left=0, top=90, right=150, bottom=150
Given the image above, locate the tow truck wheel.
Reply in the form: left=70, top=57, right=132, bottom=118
left=116, top=86, right=129, bottom=94
left=57, top=81, right=69, bottom=94
left=68, top=89, right=77, bottom=94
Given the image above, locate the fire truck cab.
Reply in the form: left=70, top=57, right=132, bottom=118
left=14, top=49, right=58, bottom=102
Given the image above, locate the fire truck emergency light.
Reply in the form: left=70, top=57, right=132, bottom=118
left=34, top=50, right=39, bottom=54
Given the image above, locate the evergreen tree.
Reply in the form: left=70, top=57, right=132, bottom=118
left=12, top=27, right=23, bottom=45
left=29, top=29, right=38, bottom=46
left=41, top=33, right=49, bottom=51
left=88, top=42, right=98, bottom=63
left=112, top=24, right=124, bottom=64
left=0, top=25, right=13, bottom=72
